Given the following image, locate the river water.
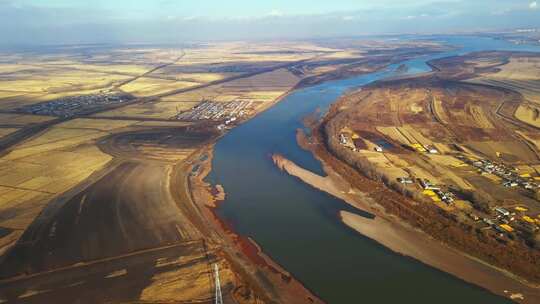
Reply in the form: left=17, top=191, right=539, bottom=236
left=206, top=36, right=540, bottom=303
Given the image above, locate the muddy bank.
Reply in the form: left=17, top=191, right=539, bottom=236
left=189, top=147, right=325, bottom=304
left=341, top=211, right=538, bottom=303
left=272, top=153, right=540, bottom=303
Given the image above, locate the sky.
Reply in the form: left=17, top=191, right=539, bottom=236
left=2, top=0, right=540, bottom=45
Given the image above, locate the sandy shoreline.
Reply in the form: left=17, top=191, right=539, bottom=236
left=188, top=147, right=325, bottom=304
left=272, top=152, right=540, bottom=303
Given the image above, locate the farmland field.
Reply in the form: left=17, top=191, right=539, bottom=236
left=0, top=39, right=469, bottom=304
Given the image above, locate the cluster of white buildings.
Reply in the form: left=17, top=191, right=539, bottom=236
left=176, top=100, right=252, bottom=121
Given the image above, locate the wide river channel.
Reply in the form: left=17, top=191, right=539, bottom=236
left=206, top=36, right=540, bottom=303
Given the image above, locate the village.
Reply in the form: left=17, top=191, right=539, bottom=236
left=16, top=92, right=133, bottom=117
left=337, top=128, right=540, bottom=245
left=176, top=99, right=254, bottom=130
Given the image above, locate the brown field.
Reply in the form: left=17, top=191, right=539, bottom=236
left=0, top=128, right=19, bottom=138
left=326, top=76, right=539, bottom=203
left=471, top=56, right=540, bottom=101
left=96, top=68, right=301, bottom=119
left=0, top=41, right=346, bottom=242
left=471, top=77, right=540, bottom=104
left=0, top=70, right=131, bottom=94
left=315, top=50, right=540, bottom=292
left=0, top=118, right=147, bottom=235
left=119, top=78, right=199, bottom=97
left=466, top=140, right=538, bottom=163
left=0, top=39, right=456, bottom=303
left=0, top=113, right=54, bottom=125
left=95, top=100, right=199, bottom=119
left=0, top=144, right=111, bottom=229
left=515, top=104, right=540, bottom=128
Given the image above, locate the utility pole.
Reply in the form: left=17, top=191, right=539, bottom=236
left=214, top=264, right=223, bottom=304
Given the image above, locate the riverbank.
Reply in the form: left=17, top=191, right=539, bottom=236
left=188, top=146, right=325, bottom=304
left=287, top=127, right=540, bottom=303
left=340, top=211, right=534, bottom=302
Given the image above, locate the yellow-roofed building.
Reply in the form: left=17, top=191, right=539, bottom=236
left=430, top=196, right=441, bottom=202
left=411, top=143, right=427, bottom=152
left=522, top=216, right=535, bottom=224
left=500, top=224, right=514, bottom=233
left=423, top=189, right=436, bottom=196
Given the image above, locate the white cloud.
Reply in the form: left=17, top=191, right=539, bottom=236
left=268, top=9, right=284, bottom=17
left=342, top=15, right=355, bottom=21
left=530, top=1, right=538, bottom=9
left=183, top=15, right=199, bottom=21
left=491, top=8, right=510, bottom=15
left=401, top=14, right=429, bottom=20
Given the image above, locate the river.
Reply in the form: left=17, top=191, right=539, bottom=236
left=206, top=36, right=540, bottom=303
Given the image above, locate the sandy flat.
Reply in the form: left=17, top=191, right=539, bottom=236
left=341, top=210, right=539, bottom=304
left=273, top=153, right=540, bottom=303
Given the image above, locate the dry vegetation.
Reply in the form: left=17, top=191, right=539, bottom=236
left=318, top=52, right=540, bottom=285
left=0, top=39, right=453, bottom=303
left=0, top=41, right=352, bottom=247
left=0, top=118, right=144, bottom=234
left=469, top=56, right=540, bottom=104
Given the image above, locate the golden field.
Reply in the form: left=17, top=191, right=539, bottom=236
left=0, top=113, right=54, bottom=125
left=515, top=104, right=540, bottom=128
left=95, top=99, right=199, bottom=119
left=0, top=40, right=378, bottom=252
left=0, top=116, right=198, bottom=226
left=0, top=128, right=19, bottom=138
left=0, top=39, right=470, bottom=303
left=0, top=118, right=144, bottom=231
left=328, top=79, right=540, bottom=215
left=468, top=56, right=540, bottom=105
left=119, top=78, right=199, bottom=97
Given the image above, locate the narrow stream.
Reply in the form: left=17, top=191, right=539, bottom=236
left=206, top=36, right=540, bottom=303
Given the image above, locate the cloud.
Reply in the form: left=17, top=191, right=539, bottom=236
left=183, top=15, right=199, bottom=21
left=3, top=0, right=540, bottom=45
left=268, top=9, right=284, bottom=17
left=401, top=14, right=428, bottom=20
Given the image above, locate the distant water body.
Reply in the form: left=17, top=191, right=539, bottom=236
left=206, top=36, right=540, bottom=303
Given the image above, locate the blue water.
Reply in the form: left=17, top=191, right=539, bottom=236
left=206, top=36, right=540, bottom=303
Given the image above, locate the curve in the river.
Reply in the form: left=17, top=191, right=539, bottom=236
left=206, top=36, right=540, bottom=304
